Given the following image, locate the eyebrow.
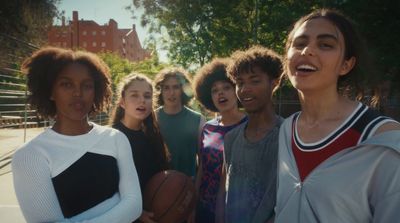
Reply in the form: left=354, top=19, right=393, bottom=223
left=162, top=84, right=180, bottom=87
left=56, top=75, right=94, bottom=82
left=295, top=33, right=338, bottom=41
left=127, top=89, right=151, bottom=93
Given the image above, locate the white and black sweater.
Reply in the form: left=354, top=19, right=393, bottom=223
left=12, top=123, right=142, bottom=223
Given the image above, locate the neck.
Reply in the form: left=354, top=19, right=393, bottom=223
left=121, top=116, right=142, bottom=131
left=298, top=89, right=355, bottom=124
left=246, top=104, right=277, bottom=131
left=52, top=119, right=92, bottom=136
left=219, top=108, right=245, bottom=126
left=163, top=104, right=183, bottom=115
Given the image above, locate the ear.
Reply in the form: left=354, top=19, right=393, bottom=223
left=119, top=98, right=126, bottom=109
left=339, top=56, right=356, bottom=76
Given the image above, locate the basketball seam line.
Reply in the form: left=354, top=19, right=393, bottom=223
left=149, top=174, right=170, bottom=209
left=157, top=176, right=189, bottom=221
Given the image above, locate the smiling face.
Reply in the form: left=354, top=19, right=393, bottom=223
left=235, top=66, right=275, bottom=114
left=51, top=63, right=95, bottom=123
left=287, top=18, right=355, bottom=93
left=120, top=80, right=153, bottom=122
left=211, top=80, right=238, bottom=114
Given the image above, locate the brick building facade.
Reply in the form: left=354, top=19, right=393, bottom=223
left=47, top=11, right=150, bottom=62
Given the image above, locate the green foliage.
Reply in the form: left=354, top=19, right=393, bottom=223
left=132, top=0, right=319, bottom=67
left=0, top=0, right=59, bottom=67
left=98, top=52, right=134, bottom=91
left=132, top=0, right=400, bottom=88
left=130, top=48, right=169, bottom=79
left=99, top=51, right=169, bottom=90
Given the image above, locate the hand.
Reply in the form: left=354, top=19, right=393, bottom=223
left=139, top=210, right=157, bottom=223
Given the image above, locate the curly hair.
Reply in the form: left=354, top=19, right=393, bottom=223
left=193, top=57, right=240, bottom=112
left=153, top=67, right=193, bottom=107
left=22, top=47, right=112, bottom=118
left=227, top=45, right=283, bottom=91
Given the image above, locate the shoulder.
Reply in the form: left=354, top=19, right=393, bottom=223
left=12, top=132, right=50, bottom=172
left=92, top=123, right=124, bottom=137
left=184, top=106, right=203, bottom=117
left=225, top=122, right=245, bottom=141
left=154, top=106, right=164, bottom=118
left=374, top=121, right=400, bottom=135
left=90, top=124, right=130, bottom=151
left=155, top=106, right=163, bottom=113
left=13, top=129, right=50, bottom=158
left=355, top=105, right=400, bottom=138
left=205, top=117, right=219, bottom=126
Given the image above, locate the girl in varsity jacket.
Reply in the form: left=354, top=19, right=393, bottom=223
left=12, top=47, right=142, bottom=223
left=275, top=9, right=400, bottom=223
left=110, top=73, right=170, bottom=223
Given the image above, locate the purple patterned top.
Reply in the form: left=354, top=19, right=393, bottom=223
left=198, top=116, right=247, bottom=214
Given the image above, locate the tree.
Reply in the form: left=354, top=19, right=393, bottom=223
left=132, top=0, right=399, bottom=90
left=130, top=43, right=170, bottom=79
left=98, top=52, right=135, bottom=91
left=0, top=0, right=60, bottom=67
left=99, top=50, right=169, bottom=90
left=131, top=0, right=324, bottom=68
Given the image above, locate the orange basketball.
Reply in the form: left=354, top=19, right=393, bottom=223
left=143, top=170, right=197, bottom=223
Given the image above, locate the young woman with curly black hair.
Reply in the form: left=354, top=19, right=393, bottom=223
left=12, top=47, right=142, bottom=223
left=192, top=58, right=246, bottom=223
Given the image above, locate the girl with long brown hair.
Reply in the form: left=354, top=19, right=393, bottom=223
left=110, top=73, right=170, bottom=223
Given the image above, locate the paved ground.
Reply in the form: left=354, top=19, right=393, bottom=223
left=0, top=127, right=45, bottom=223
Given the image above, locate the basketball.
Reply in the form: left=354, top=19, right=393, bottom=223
left=143, top=170, right=197, bottom=223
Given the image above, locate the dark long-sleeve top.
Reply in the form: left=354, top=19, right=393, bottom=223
left=113, top=121, right=167, bottom=194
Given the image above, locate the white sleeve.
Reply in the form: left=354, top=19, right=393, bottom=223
left=80, top=132, right=142, bottom=223
left=13, top=133, right=142, bottom=223
left=12, top=147, right=66, bottom=223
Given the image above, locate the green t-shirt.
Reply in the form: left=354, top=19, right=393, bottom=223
left=156, top=106, right=203, bottom=177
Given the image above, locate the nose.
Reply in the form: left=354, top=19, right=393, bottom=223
left=238, top=83, right=251, bottom=94
left=139, top=95, right=146, bottom=103
left=73, top=86, right=81, bottom=97
left=216, top=89, right=224, bottom=96
left=301, top=46, right=314, bottom=56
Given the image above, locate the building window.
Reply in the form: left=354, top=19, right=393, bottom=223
left=101, top=30, right=106, bottom=35
left=92, top=42, right=97, bottom=47
left=83, top=30, right=87, bottom=35
left=101, top=42, right=106, bottom=47
left=92, top=31, right=96, bottom=36
left=83, top=42, right=87, bottom=47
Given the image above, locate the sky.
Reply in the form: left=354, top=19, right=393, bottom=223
left=55, top=0, right=168, bottom=62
